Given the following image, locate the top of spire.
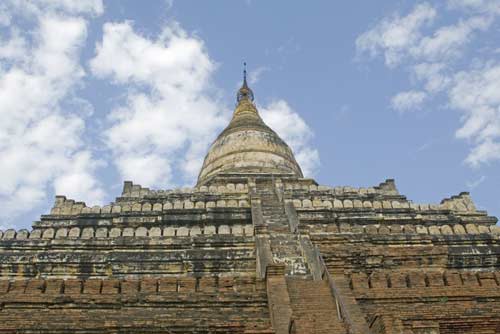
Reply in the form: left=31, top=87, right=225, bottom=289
left=243, top=61, right=247, bottom=84
left=237, top=62, right=254, bottom=103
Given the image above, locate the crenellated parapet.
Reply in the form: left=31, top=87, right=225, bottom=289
left=304, top=222, right=500, bottom=236
left=120, top=181, right=249, bottom=199
left=0, top=276, right=272, bottom=332
left=46, top=179, right=497, bottom=231
left=49, top=181, right=252, bottom=221
left=276, top=178, right=498, bottom=231
left=0, top=224, right=254, bottom=241
left=50, top=197, right=251, bottom=216
left=284, top=178, right=399, bottom=196
left=0, top=276, right=265, bottom=295
left=350, top=270, right=500, bottom=291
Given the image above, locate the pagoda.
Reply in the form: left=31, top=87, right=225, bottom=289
left=0, top=70, right=499, bottom=334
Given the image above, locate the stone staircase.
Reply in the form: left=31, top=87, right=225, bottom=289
left=253, top=179, right=354, bottom=333
left=255, top=180, right=310, bottom=276
left=257, top=181, right=290, bottom=232
left=287, top=278, right=348, bottom=334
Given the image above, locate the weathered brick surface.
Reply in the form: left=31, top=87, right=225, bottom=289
left=1, top=175, right=499, bottom=333
left=0, top=277, right=273, bottom=333
left=287, top=278, right=347, bottom=334
left=266, top=267, right=293, bottom=334
left=0, top=192, right=272, bottom=333
left=1, top=91, right=499, bottom=333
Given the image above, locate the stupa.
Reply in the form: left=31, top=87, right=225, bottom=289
left=0, top=69, right=499, bottom=334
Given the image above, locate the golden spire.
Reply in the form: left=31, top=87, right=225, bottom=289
left=237, top=62, right=254, bottom=103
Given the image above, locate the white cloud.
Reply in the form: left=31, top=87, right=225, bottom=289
left=356, top=2, right=437, bottom=67
left=39, top=0, right=103, bottom=15
left=451, top=63, right=500, bottom=165
left=164, top=0, right=174, bottom=10
left=412, top=62, right=451, bottom=93
left=0, top=1, right=105, bottom=222
left=90, top=21, right=229, bottom=187
left=357, top=3, right=493, bottom=66
left=0, top=29, right=27, bottom=60
left=260, top=100, right=320, bottom=177
left=391, top=90, right=427, bottom=112
left=464, top=140, right=500, bottom=166
left=414, top=15, right=493, bottom=61
left=0, top=3, right=12, bottom=26
left=248, top=66, right=269, bottom=85
left=466, top=175, right=486, bottom=188
left=448, top=0, right=500, bottom=14
left=53, top=151, right=105, bottom=203
left=416, top=141, right=433, bottom=153
left=357, top=1, right=500, bottom=166
left=1, top=0, right=103, bottom=17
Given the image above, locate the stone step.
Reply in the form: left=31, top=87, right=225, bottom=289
left=265, top=216, right=287, bottom=220
left=261, top=204, right=282, bottom=208
left=262, top=212, right=284, bottom=216
left=287, top=278, right=347, bottom=334
left=263, top=216, right=286, bottom=220
left=261, top=202, right=281, bottom=206
left=266, top=227, right=290, bottom=234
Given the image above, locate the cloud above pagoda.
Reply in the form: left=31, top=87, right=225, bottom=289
left=260, top=100, right=320, bottom=177
left=90, top=20, right=230, bottom=187
left=0, top=0, right=105, bottom=225
left=356, top=0, right=500, bottom=167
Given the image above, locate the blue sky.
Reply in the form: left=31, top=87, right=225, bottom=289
left=1, top=0, right=500, bottom=229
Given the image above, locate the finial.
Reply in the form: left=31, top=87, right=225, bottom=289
left=237, top=62, right=254, bottom=103
left=243, top=62, right=247, bottom=85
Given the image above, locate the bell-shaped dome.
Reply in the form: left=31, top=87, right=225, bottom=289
left=197, top=70, right=303, bottom=185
